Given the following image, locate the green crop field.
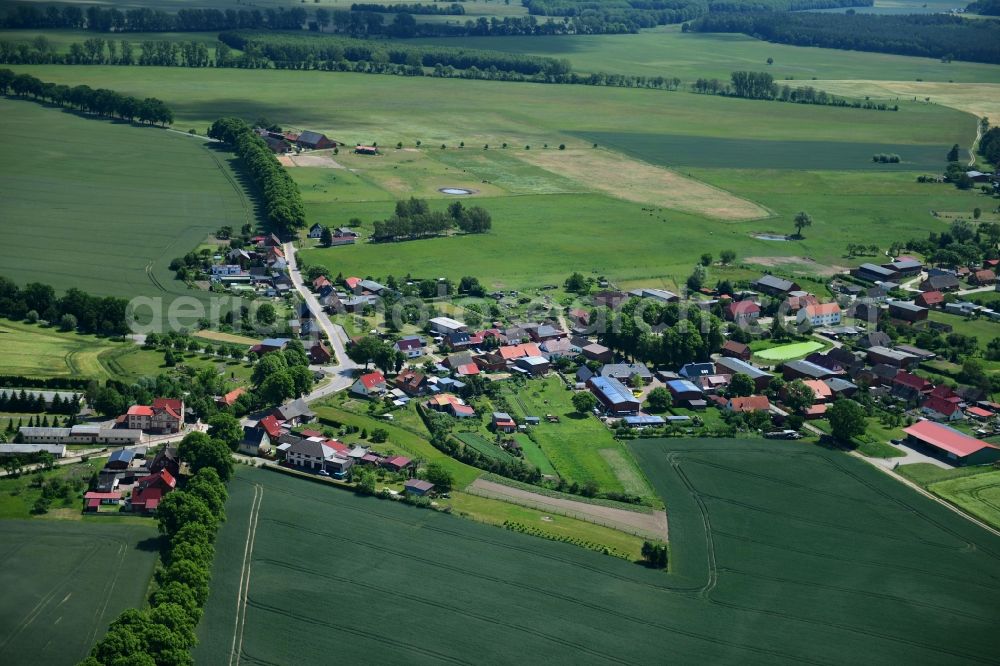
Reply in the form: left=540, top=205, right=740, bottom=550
left=754, top=340, right=825, bottom=361
left=0, top=318, right=122, bottom=379
left=2, top=65, right=985, bottom=289
left=930, top=470, right=1000, bottom=530
left=574, top=131, right=951, bottom=171
left=196, top=442, right=1000, bottom=665
left=0, top=96, right=253, bottom=301
left=0, top=520, right=159, bottom=666
left=412, top=25, right=1000, bottom=83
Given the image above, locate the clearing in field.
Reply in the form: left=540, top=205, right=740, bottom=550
left=0, top=97, right=253, bottom=300
left=516, top=148, right=769, bottom=221
left=0, top=520, right=159, bottom=666
left=754, top=340, right=826, bottom=361
left=196, top=441, right=1000, bottom=665
left=466, top=477, right=667, bottom=539
left=930, top=471, right=1000, bottom=531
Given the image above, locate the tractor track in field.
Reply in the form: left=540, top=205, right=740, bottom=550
left=204, top=144, right=254, bottom=229
left=262, top=517, right=824, bottom=664
left=230, top=482, right=263, bottom=666
left=246, top=596, right=472, bottom=665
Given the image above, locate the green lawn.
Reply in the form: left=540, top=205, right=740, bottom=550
left=929, top=311, right=1000, bottom=352
left=0, top=520, right=159, bottom=666
left=930, top=470, right=1000, bottom=530
left=195, top=442, right=1000, bottom=665
left=0, top=96, right=253, bottom=300
left=497, top=376, right=651, bottom=496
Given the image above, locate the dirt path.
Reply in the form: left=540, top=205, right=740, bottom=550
left=468, top=478, right=668, bottom=539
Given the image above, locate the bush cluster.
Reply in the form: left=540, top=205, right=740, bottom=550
left=502, top=520, right=625, bottom=558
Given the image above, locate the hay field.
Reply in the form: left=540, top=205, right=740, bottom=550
left=518, top=148, right=769, bottom=221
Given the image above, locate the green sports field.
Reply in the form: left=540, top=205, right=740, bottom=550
left=0, top=520, right=160, bottom=666
left=754, top=340, right=825, bottom=361
left=0, top=96, right=252, bottom=300
left=195, top=441, right=1000, bottom=664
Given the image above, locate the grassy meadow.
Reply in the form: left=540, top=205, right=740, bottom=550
left=195, top=442, right=1000, bottom=665
left=930, top=470, right=1000, bottom=530
left=0, top=520, right=159, bottom=666
left=0, top=96, right=252, bottom=301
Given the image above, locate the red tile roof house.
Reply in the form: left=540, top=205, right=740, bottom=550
left=126, top=398, right=184, bottom=433
left=84, top=491, right=121, bottom=512
left=915, top=291, right=945, bottom=309
left=903, top=420, right=1000, bottom=466
left=725, top=395, right=771, bottom=413
left=381, top=455, right=412, bottom=472
left=891, top=371, right=933, bottom=402
left=395, top=369, right=430, bottom=396
left=258, top=414, right=285, bottom=439
left=797, top=302, right=842, bottom=328
left=351, top=371, right=387, bottom=398
left=921, top=395, right=965, bottom=422
left=129, top=469, right=177, bottom=514
left=966, top=406, right=994, bottom=420
left=725, top=300, right=761, bottom=324
left=312, top=276, right=332, bottom=291
left=216, top=387, right=246, bottom=408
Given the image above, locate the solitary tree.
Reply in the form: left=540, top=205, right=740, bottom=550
left=572, top=391, right=598, bottom=415
left=947, top=143, right=960, bottom=162
left=320, top=226, right=333, bottom=246
left=422, top=462, right=454, bottom=492
left=828, top=398, right=866, bottom=444
left=793, top=211, right=813, bottom=238
left=783, top=380, right=814, bottom=413
left=729, top=373, right=755, bottom=398
left=719, top=249, right=736, bottom=265
left=646, top=387, right=672, bottom=413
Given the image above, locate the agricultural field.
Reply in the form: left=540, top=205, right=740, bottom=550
left=930, top=470, right=1000, bottom=531
left=412, top=24, right=1000, bottom=83
left=0, top=96, right=253, bottom=301
left=929, top=311, right=1000, bottom=352
left=195, top=442, right=1000, bottom=665
left=0, top=318, right=122, bottom=379
left=3, top=65, right=986, bottom=290
left=0, top=520, right=159, bottom=666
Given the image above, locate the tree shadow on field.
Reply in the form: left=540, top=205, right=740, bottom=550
left=135, top=535, right=165, bottom=553
left=205, top=143, right=268, bottom=228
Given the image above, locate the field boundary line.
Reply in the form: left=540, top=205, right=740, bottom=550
left=230, top=483, right=263, bottom=666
